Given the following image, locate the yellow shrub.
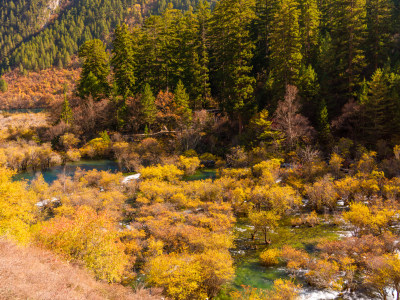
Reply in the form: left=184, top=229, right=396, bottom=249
left=179, top=155, right=201, bottom=175
left=260, top=248, right=281, bottom=266
left=139, top=164, right=184, bottom=182
left=0, top=168, right=36, bottom=243
left=35, top=206, right=137, bottom=282
left=252, top=159, right=282, bottom=184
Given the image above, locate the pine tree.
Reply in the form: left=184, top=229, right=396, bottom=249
left=192, top=1, right=211, bottom=108
left=77, top=39, right=110, bottom=100
left=174, top=80, right=192, bottom=126
left=269, top=0, right=302, bottom=93
left=366, top=69, right=387, bottom=137
left=362, top=68, right=400, bottom=142
left=111, top=24, right=136, bottom=98
left=210, top=0, right=256, bottom=133
left=317, top=99, right=334, bottom=150
left=366, top=0, right=393, bottom=70
left=140, top=83, right=157, bottom=130
left=0, top=78, right=7, bottom=92
left=60, top=95, right=73, bottom=125
left=297, top=64, right=320, bottom=124
left=298, top=0, right=320, bottom=63
left=253, top=0, right=279, bottom=74
left=327, top=0, right=367, bottom=101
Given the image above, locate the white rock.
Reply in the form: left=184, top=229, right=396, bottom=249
left=122, top=173, right=141, bottom=184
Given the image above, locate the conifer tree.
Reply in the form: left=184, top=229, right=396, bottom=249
left=366, top=0, right=393, bottom=70
left=140, top=83, right=157, bottom=130
left=210, top=0, right=256, bottom=133
left=298, top=65, right=320, bottom=124
left=0, top=78, right=7, bottom=92
left=60, top=95, right=73, bottom=125
left=174, top=80, right=192, bottom=126
left=253, top=0, right=279, bottom=73
left=298, top=0, right=320, bottom=62
left=317, top=99, right=334, bottom=150
left=112, top=24, right=136, bottom=98
left=362, top=68, right=400, bottom=142
left=269, top=0, right=302, bottom=92
left=193, top=1, right=211, bottom=108
left=77, top=39, right=110, bottom=100
left=327, top=0, right=367, bottom=100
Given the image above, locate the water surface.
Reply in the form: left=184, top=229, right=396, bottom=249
left=13, top=160, right=120, bottom=183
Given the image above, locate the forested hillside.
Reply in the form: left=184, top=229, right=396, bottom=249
left=0, top=0, right=217, bottom=74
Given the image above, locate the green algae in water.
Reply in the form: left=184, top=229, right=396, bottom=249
left=184, top=169, right=216, bottom=181
left=234, top=257, right=289, bottom=289
left=217, top=217, right=342, bottom=299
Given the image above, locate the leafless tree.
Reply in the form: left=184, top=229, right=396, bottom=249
left=273, top=85, right=314, bottom=148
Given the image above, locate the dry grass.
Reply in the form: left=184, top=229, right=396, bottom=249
left=0, top=239, right=163, bottom=300
left=0, top=112, right=49, bottom=129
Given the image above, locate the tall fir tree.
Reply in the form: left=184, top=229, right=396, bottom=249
left=77, top=39, right=110, bottom=100
left=140, top=83, right=157, bottom=130
left=366, top=0, right=393, bottom=70
left=362, top=68, right=400, bottom=143
left=298, top=0, right=320, bottom=63
left=60, top=95, right=73, bottom=125
left=210, top=0, right=257, bottom=133
left=252, top=0, right=279, bottom=74
left=111, top=24, right=136, bottom=98
left=298, top=64, right=320, bottom=125
left=317, top=99, right=333, bottom=151
left=269, top=0, right=302, bottom=94
left=174, top=80, right=192, bottom=126
left=327, top=0, right=367, bottom=108
left=193, top=1, right=211, bottom=108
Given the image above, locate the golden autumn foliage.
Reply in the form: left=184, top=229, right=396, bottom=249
left=249, top=210, right=281, bottom=244
left=0, top=68, right=79, bottom=109
left=260, top=248, right=281, bottom=266
left=0, top=167, right=36, bottom=243
left=343, top=202, right=397, bottom=236
left=281, top=246, right=310, bottom=271
left=35, top=205, right=142, bottom=283
left=139, top=164, right=184, bottom=182
left=145, top=253, right=205, bottom=300
left=305, top=175, right=338, bottom=211
left=179, top=155, right=201, bottom=175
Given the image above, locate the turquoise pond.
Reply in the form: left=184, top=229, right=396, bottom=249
left=13, top=160, right=121, bottom=183
left=13, top=161, right=217, bottom=184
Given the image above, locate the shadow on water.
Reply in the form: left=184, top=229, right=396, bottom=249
left=0, top=108, right=46, bottom=114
